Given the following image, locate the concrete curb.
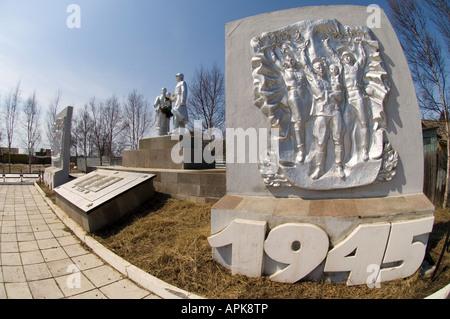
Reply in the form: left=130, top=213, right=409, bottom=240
left=424, top=283, right=450, bottom=299
left=33, top=182, right=204, bottom=300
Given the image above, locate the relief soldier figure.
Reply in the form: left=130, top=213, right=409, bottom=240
left=299, top=41, right=345, bottom=180
left=270, top=41, right=311, bottom=163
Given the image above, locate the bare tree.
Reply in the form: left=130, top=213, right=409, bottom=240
left=425, top=0, right=450, bottom=54
left=89, top=97, right=108, bottom=165
left=123, top=90, right=153, bottom=150
left=2, top=81, right=21, bottom=173
left=46, top=89, right=61, bottom=149
left=22, top=91, right=41, bottom=173
left=74, top=103, right=93, bottom=171
left=104, top=95, right=125, bottom=157
left=189, top=64, right=225, bottom=131
left=388, top=0, right=449, bottom=206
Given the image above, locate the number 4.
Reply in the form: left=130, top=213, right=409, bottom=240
left=324, top=223, right=391, bottom=286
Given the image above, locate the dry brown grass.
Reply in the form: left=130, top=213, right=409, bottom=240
left=84, top=192, right=450, bottom=299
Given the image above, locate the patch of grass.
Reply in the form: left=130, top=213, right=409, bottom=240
left=36, top=180, right=56, bottom=203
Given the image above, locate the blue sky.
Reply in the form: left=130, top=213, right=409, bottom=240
left=0, top=0, right=389, bottom=146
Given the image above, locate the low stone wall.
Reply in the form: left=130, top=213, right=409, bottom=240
left=97, top=166, right=226, bottom=204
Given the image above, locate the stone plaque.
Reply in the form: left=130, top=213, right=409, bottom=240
left=73, top=174, right=124, bottom=193
left=54, top=169, right=155, bottom=232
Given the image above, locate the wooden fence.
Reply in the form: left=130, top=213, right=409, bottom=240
left=424, top=150, right=447, bottom=207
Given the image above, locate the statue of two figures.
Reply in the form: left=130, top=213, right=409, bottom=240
left=154, top=73, right=189, bottom=136
left=252, top=19, right=398, bottom=190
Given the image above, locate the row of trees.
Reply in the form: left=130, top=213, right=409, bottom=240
left=0, top=83, right=157, bottom=172
left=72, top=90, right=154, bottom=169
left=0, top=64, right=226, bottom=173
left=1, top=81, right=41, bottom=173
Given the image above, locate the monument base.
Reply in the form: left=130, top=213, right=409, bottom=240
left=209, top=194, right=435, bottom=285
left=122, top=135, right=215, bottom=170
left=54, top=169, right=155, bottom=232
left=98, top=166, right=226, bottom=204
left=44, top=166, right=73, bottom=190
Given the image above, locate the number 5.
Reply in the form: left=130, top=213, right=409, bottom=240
left=379, top=217, right=434, bottom=282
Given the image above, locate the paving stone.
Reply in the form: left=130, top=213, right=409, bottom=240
left=68, top=288, right=107, bottom=299
left=1, top=233, right=17, bottom=242
left=16, top=225, right=33, bottom=233
left=37, top=238, right=60, bottom=250
left=72, top=253, right=104, bottom=271
left=1, top=253, right=22, bottom=266
left=46, top=258, right=75, bottom=278
left=99, top=279, right=150, bottom=299
left=0, top=284, right=6, bottom=299
left=23, top=263, right=52, bottom=281
left=4, top=282, right=33, bottom=299
left=18, top=241, right=39, bottom=252
left=83, top=265, right=123, bottom=288
left=2, top=265, right=26, bottom=283
left=16, top=233, right=34, bottom=242
left=1, top=242, right=19, bottom=253
left=41, top=247, right=69, bottom=262
left=55, top=273, right=96, bottom=297
left=1, top=226, right=16, bottom=234
left=57, top=235, right=79, bottom=247
left=34, top=230, right=54, bottom=240
left=63, top=244, right=89, bottom=258
left=15, top=220, right=31, bottom=226
left=31, top=224, right=50, bottom=232
left=51, top=228, right=72, bottom=238
left=28, top=278, right=64, bottom=299
left=68, top=289, right=108, bottom=299
left=21, top=250, right=44, bottom=265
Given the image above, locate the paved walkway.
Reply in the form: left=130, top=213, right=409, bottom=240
left=0, top=184, right=161, bottom=299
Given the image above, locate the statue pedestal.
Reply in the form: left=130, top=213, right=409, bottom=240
left=122, top=135, right=215, bottom=170
left=115, top=135, right=224, bottom=203
left=44, top=167, right=72, bottom=191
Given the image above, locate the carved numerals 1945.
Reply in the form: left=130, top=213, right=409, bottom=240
left=208, top=217, right=434, bottom=285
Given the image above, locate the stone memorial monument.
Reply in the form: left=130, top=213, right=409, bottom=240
left=209, top=6, right=435, bottom=286
left=154, top=88, right=172, bottom=136
left=44, top=106, right=73, bottom=190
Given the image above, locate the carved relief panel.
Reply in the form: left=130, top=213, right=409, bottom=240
left=251, top=19, right=397, bottom=190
